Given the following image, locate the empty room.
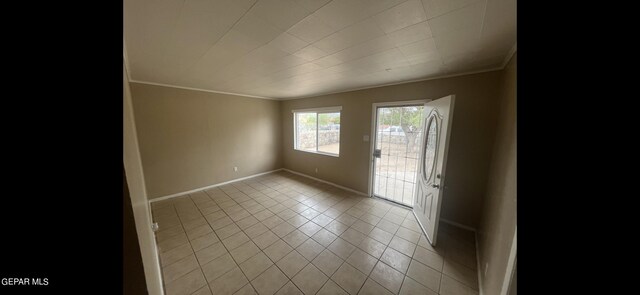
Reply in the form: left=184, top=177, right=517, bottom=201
left=123, top=0, right=517, bottom=295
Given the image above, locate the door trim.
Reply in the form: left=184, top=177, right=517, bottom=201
left=501, top=227, right=517, bottom=295
left=367, top=99, right=430, bottom=198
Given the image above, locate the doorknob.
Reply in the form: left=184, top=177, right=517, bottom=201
left=432, top=184, right=440, bottom=189
left=373, top=149, right=381, bottom=158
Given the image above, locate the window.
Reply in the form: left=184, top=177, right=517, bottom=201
left=293, top=106, right=341, bottom=156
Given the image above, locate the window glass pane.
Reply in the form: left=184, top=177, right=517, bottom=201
left=317, top=112, right=340, bottom=155
left=296, top=113, right=317, bottom=152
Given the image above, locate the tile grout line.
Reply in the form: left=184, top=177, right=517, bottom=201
left=199, top=187, right=262, bottom=294
left=153, top=171, right=471, bottom=295
left=158, top=199, right=205, bottom=293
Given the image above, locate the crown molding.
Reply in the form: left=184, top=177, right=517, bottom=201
left=128, top=80, right=278, bottom=100
left=279, top=67, right=504, bottom=100
left=124, top=47, right=516, bottom=101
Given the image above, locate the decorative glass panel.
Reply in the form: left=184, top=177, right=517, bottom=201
left=423, top=115, right=438, bottom=182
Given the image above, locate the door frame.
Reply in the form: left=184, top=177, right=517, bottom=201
left=367, top=99, right=431, bottom=201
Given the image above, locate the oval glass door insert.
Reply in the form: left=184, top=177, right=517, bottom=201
left=423, top=115, right=438, bottom=182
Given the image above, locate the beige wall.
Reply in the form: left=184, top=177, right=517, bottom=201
left=477, top=53, right=517, bottom=295
left=281, top=71, right=502, bottom=228
left=130, top=83, right=283, bottom=199
left=123, top=62, right=164, bottom=294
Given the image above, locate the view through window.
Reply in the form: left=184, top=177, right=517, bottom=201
left=373, top=105, right=425, bottom=206
left=294, top=108, right=341, bottom=156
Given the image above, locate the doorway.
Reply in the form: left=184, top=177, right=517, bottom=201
left=370, top=100, right=427, bottom=207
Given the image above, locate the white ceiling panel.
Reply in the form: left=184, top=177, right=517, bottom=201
left=427, top=0, right=486, bottom=37
left=251, top=0, right=313, bottom=31
left=124, top=0, right=516, bottom=99
left=313, top=19, right=386, bottom=54
left=386, top=21, right=433, bottom=45
left=292, top=45, right=329, bottom=61
left=268, top=33, right=309, bottom=54
left=373, top=0, right=427, bottom=33
left=292, top=0, right=332, bottom=12
left=328, top=35, right=397, bottom=64
left=421, top=0, right=482, bottom=19
left=312, top=0, right=375, bottom=31
left=286, top=15, right=335, bottom=43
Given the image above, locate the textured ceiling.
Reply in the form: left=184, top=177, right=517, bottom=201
left=124, top=0, right=516, bottom=99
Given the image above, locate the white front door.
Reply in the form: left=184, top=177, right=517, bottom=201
left=413, top=95, right=455, bottom=246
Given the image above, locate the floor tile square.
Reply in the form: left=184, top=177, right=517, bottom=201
left=331, top=262, right=367, bottom=294
left=327, top=237, right=357, bottom=260
left=163, top=254, right=199, bottom=284
left=230, top=241, right=261, bottom=264
left=252, top=230, right=280, bottom=249
left=369, top=261, right=405, bottom=294
left=165, top=269, right=206, bottom=295
left=299, top=221, right=322, bottom=237
left=264, top=239, right=294, bottom=262
left=296, top=238, right=324, bottom=261
left=312, top=249, right=344, bottom=277
left=325, top=220, right=349, bottom=236
left=359, top=278, right=393, bottom=295
left=292, top=264, right=328, bottom=295
left=273, top=222, right=296, bottom=238
left=406, top=259, right=442, bottom=292
left=209, top=267, right=248, bottom=295
left=251, top=265, right=289, bottom=295
left=317, top=280, right=348, bottom=295
left=276, top=250, right=309, bottom=278
left=222, top=232, right=251, bottom=250
left=201, top=253, right=236, bottom=283
left=357, top=237, right=386, bottom=259
left=239, top=252, right=274, bottom=280
left=195, top=242, right=227, bottom=265
left=190, top=233, right=220, bottom=252
left=388, top=236, right=416, bottom=257
left=345, top=248, right=377, bottom=275
left=380, top=247, right=412, bottom=273
left=311, top=229, right=338, bottom=247
left=400, top=277, right=438, bottom=295
left=282, top=230, right=309, bottom=248
left=214, top=223, right=241, bottom=240
left=275, top=281, right=303, bottom=295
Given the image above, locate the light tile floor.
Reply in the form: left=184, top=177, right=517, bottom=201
left=151, top=171, right=479, bottom=295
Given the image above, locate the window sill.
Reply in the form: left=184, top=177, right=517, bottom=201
left=294, top=149, right=339, bottom=158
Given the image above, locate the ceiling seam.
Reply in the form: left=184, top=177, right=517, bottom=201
left=241, top=1, right=432, bottom=93
left=176, top=0, right=261, bottom=82
left=179, top=0, right=337, bottom=90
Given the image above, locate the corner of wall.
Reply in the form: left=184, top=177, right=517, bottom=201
left=124, top=59, right=165, bottom=295
left=476, top=52, right=517, bottom=295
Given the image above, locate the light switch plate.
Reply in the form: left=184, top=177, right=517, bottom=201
left=363, top=135, right=370, bottom=142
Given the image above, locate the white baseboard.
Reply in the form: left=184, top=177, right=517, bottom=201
left=281, top=168, right=368, bottom=197
left=149, top=169, right=284, bottom=203
left=440, top=218, right=477, bottom=232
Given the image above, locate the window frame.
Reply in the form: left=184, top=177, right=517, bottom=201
left=292, top=106, right=342, bottom=157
